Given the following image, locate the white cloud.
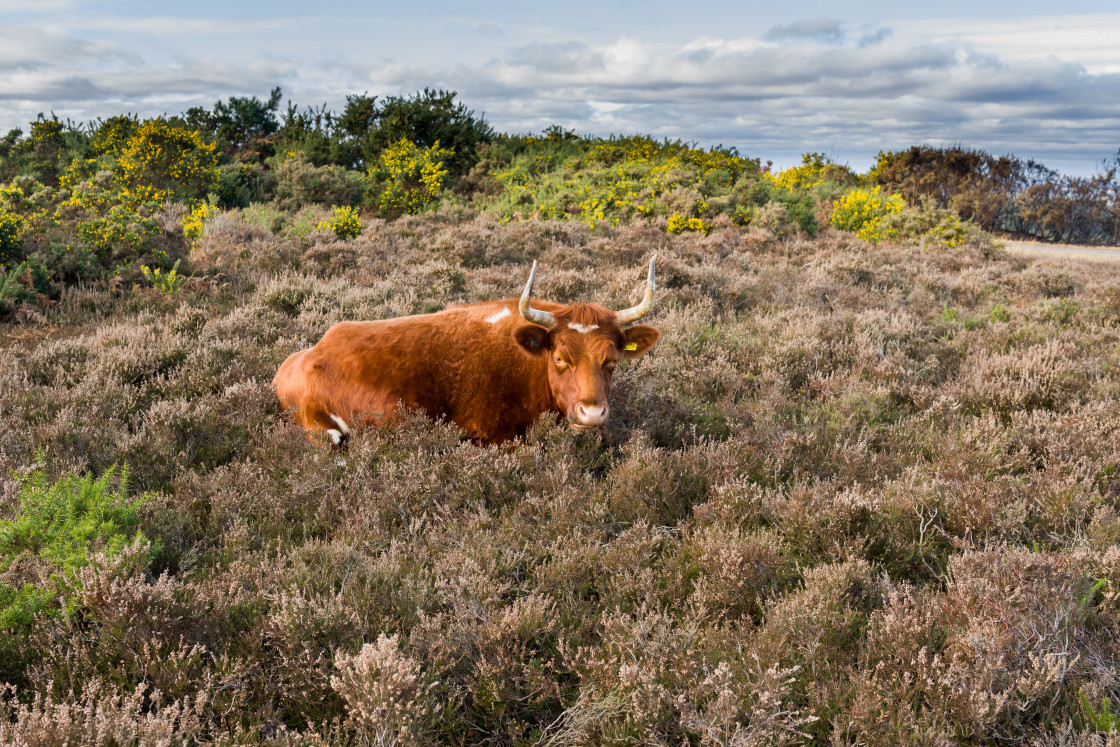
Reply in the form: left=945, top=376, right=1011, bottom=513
left=75, top=14, right=328, bottom=35
left=766, top=19, right=844, bottom=42
left=0, top=25, right=133, bottom=70
left=1, top=13, right=1118, bottom=172
left=895, top=14, right=1120, bottom=75
left=0, top=0, right=77, bottom=11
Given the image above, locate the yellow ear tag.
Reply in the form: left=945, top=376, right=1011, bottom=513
left=624, top=342, right=638, bottom=351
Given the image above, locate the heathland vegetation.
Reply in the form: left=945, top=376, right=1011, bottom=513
left=1, top=89, right=1120, bottom=744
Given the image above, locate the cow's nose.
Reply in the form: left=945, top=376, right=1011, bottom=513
left=574, top=402, right=609, bottom=426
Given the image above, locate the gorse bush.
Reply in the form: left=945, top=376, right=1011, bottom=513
left=141, top=259, right=185, bottom=294
left=0, top=118, right=210, bottom=286
left=375, top=138, right=451, bottom=218
left=317, top=205, right=362, bottom=239
left=89, top=114, right=139, bottom=156
left=484, top=135, right=769, bottom=231
left=181, top=200, right=217, bottom=244
left=667, top=214, right=712, bottom=235
left=115, top=118, right=220, bottom=202
left=830, top=185, right=906, bottom=242
left=768, top=151, right=858, bottom=194
left=0, top=209, right=22, bottom=263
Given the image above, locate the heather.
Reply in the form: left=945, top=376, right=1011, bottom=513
left=2, top=92, right=1120, bottom=744
left=0, top=202, right=1118, bottom=743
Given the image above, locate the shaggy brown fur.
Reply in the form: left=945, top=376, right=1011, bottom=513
left=273, top=298, right=659, bottom=444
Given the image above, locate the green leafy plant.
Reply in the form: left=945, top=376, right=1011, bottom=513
left=0, top=258, right=50, bottom=316
left=1079, top=690, right=1119, bottom=733
left=141, top=259, right=185, bottom=294
left=0, top=459, right=155, bottom=632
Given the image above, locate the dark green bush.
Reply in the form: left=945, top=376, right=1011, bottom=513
left=272, top=153, right=365, bottom=210
left=0, top=259, right=51, bottom=317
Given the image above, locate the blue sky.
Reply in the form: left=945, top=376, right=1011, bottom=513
left=2, top=1, right=1118, bottom=174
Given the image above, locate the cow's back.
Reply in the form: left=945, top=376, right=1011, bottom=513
left=274, top=301, right=560, bottom=441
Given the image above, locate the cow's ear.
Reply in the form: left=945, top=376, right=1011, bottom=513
left=620, top=325, right=660, bottom=359
left=513, top=325, right=550, bottom=357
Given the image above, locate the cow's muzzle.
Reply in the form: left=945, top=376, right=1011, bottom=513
left=569, top=402, right=609, bottom=430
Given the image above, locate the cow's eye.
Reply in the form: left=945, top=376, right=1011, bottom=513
left=604, top=361, right=617, bottom=372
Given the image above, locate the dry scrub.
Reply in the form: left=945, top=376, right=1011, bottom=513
left=3, top=213, right=1120, bottom=744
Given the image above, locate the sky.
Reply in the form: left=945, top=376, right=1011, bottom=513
left=1, top=1, right=1118, bottom=175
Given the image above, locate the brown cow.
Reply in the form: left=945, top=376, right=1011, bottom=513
left=272, top=259, right=661, bottom=445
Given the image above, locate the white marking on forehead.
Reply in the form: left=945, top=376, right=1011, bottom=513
left=326, top=429, right=342, bottom=445
left=485, top=308, right=511, bottom=324
left=329, top=414, right=349, bottom=435
left=568, top=322, right=599, bottom=334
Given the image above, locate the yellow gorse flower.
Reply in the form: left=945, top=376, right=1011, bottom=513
left=491, top=136, right=748, bottom=230
left=141, top=259, right=185, bottom=294
left=830, top=186, right=905, bottom=243
left=375, top=139, right=451, bottom=217
left=317, top=206, right=362, bottom=239
left=667, top=214, right=713, bottom=235
left=182, top=202, right=218, bottom=245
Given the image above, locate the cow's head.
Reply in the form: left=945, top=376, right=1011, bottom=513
left=513, top=259, right=661, bottom=431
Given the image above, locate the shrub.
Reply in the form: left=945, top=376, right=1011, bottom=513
left=90, top=115, right=139, bottom=156
left=40, top=164, right=186, bottom=281
left=181, top=201, right=217, bottom=244
left=872, top=203, right=989, bottom=249
left=0, top=209, right=22, bottom=263
left=769, top=152, right=858, bottom=193
left=0, top=459, right=155, bottom=661
left=317, top=205, right=362, bottom=239
left=116, top=118, right=219, bottom=202
left=75, top=202, right=162, bottom=261
left=213, top=161, right=276, bottom=208
left=272, top=152, right=365, bottom=210
left=831, top=186, right=905, bottom=242
left=332, top=634, right=435, bottom=745
left=374, top=139, right=451, bottom=218
left=667, top=214, right=712, bottom=235
left=0, top=681, right=207, bottom=744
left=485, top=135, right=765, bottom=229
left=363, top=88, right=494, bottom=176
left=0, top=258, right=51, bottom=317
left=141, top=259, right=185, bottom=295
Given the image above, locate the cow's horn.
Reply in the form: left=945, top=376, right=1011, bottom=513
left=519, top=260, right=557, bottom=328
left=614, top=257, right=656, bottom=325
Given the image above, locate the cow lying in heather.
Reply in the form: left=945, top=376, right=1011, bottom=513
left=272, top=259, right=661, bottom=445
